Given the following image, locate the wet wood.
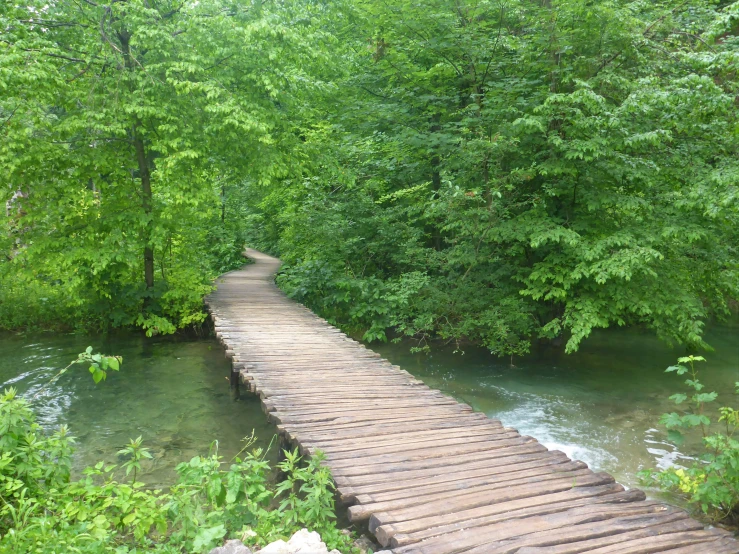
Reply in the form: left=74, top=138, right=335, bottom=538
left=206, top=249, right=739, bottom=554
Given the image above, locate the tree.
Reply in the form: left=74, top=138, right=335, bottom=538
left=0, top=0, right=334, bottom=333
left=255, top=0, right=739, bottom=355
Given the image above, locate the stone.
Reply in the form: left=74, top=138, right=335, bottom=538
left=257, top=529, right=335, bottom=554
left=285, top=529, right=327, bottom=553
left=209, top=539, right=252, bottom=554
left=257, top=540, right=289, bottom=554
left=353, top=535, right=376, bottom=553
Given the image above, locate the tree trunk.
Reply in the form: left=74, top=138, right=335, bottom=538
left=118, top=29, right=155, bottom=295
left=133, top=130, right=154, bottom=292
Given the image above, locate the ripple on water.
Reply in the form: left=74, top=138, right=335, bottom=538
left=0, top=333, right=278, bottom=486
left=370, top=324, right=738, bottom=505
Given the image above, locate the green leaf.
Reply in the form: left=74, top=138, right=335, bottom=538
left=669, top=393, right=687, bottom=404
left=682, top=414, right=710, bottom=427
left=660, top=412, right=682, bottom=428
left=192, top=524, right=226, bottom=550
left=692, top=392, right=718, bottom=404
left=685, top=379, right=704, bottom=391
left=667, top=365, right=689, bottom=375
left=667, top=430, right=684, bottom=445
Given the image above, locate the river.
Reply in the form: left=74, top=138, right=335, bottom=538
left=1, top=324, right=736, bottom=502
left=0, top=333, right=276, bottom=485
left=370, top=323, right=739, bottom=505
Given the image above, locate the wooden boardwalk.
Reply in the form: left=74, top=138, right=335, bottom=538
left=205, top=249, right=738, bottom=554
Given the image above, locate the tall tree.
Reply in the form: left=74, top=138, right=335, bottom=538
left=258, top=0, right=739, bottom=354
left=0, top=0, right=333, bottom=333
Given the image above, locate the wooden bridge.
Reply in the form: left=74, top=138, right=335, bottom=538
left=205, top=249, right=738, bottom=554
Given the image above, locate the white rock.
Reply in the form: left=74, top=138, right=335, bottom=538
left=257, top=539, right=289, bottom=554
left=258, top=529, right=343, bottom=554
left=286, top=529, right=328, bottom=553
left=209, top=540, right=252, bottom=554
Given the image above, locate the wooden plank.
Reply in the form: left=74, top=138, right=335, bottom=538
left=402, top=509, right=691, bottom=554
left=340, top=452, right=573, bottom=503
left=380, top=487, right=646, bottom=548
left=312, top=431, right=521, bottom=460
left=352, top=460, right=587, bottom=505
left=331, top=442, right=541, bottom=475
left=331, top=443, right=549, bottom=479
left=349, top=468, right=607, bottom=521
left=513, top=521, right=730, bottom=554
left=335, top=450, right=568, bottom=488
left=307, top=425, right=511, bottom=453
left=367, top=479, right=623, bottom=536
left=205, top=249, right=737, bottom=554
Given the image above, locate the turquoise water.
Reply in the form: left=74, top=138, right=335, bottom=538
left=0, top=333, right=277, bottom=485
left=1, top=324, right=736, bottom=504
left=370, top=324, right=739, bottom=496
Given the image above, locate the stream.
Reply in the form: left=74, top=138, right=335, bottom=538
left=0, top=333, right=276, bottom=485
left=1, top=323, right=736, bottom=506
left=370, top=323, right=739, bottom=505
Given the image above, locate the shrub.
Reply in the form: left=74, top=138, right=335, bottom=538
left=0, top=351, right=356, bottom=553
left=639, top=356, right=739, bottom=523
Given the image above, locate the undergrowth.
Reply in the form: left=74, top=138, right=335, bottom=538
left=0, top=350, right=357, bottom=553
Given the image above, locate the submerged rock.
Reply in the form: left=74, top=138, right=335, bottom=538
left=209, top=539, right=252, bottom=554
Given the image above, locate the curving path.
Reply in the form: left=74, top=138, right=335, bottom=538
left=205, top=249, right=738, bottom=554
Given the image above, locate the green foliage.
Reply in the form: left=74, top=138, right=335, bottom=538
left=0, top=350, right=356, bottom=552
left=0, top=391, right=356, bottom=553
left=0, top=0, right=334, bottom=335
left=244, top=0, right=739, bottom=355
left=2, top=0, right=738, bottom=350
left=35, top=347, right=122, bottom=395
left=639, top=357, right=739, bottom=523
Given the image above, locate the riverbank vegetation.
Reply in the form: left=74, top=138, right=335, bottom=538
left=2, top=0, right=737, bottom=353
left=0, top=352, right=356, bottom=553
left=641, top=356, right=739, bottom=525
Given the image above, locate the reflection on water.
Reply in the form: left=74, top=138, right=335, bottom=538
left=371, top=324, right=739, bottom=503
left=0, top=333, right=277, bottom=485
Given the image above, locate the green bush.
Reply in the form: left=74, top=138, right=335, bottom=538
left=0, top=388, right=356, bottom=553
left=639, top=356, right=739, bottom=523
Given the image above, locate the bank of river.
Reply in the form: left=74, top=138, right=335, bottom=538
left=370, top=324, right=738, bottom=505
left=0, top=333, right=277, bottom=485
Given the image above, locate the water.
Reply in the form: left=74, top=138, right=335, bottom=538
left=370, top=324, right=739, bottom=500
left=0, top=333, right=278, bottom=485
left=1, top=324, right=736, bottom=503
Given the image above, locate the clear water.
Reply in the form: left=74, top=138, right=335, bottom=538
left=1, top=324, right=736, bottom=506
left=0, top=333, right=278, bottom=486
left=370, top=324, right=739, bottom=502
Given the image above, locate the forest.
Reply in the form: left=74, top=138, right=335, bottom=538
left=2, top=1, right=739, bottom=551
left=1, top=0, right=737, bottom=355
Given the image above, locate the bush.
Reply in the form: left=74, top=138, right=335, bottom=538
left=0, top=389, right=356, bottom=553
left=639, top=356, right=739, bottom=523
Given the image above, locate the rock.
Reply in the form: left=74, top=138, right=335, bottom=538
left=258, top=540, right=289, bottom=554
left=354, top=535, right=376, bottom=553
left=286, top=529, right=327, bottom=553
left=258, top=529, right=335, bottom=554
left=209, top=539, right=252, bottom=554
